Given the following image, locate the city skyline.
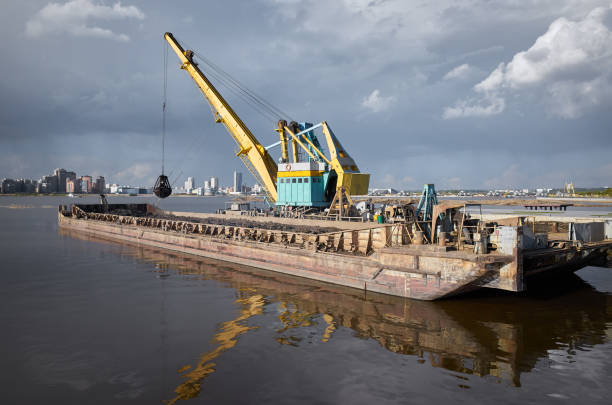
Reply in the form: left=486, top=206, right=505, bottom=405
left=2, top=165, right=608, bottom=195
left=0, top=167, right=105, bottom=194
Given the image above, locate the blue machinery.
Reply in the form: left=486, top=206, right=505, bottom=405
left=275, top=123, right=332, bottom=207
left=416, top=184, right=438, bottom=221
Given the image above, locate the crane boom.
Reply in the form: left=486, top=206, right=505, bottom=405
left=164, top=32, right=278, bottom=201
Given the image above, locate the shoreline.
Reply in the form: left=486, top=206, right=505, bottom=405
left=2, top=193, right=612, bottom=208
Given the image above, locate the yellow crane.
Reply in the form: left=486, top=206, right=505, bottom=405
left=164, top=32, right=278, bottom=201
left=164, top=32, right=369, bottom=208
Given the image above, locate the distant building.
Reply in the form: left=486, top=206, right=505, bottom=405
left=2, top=169, right=111, bottom=194
left=1, top=178, right=17, bottom=193
left=536, top=188, right=552, bottom=197
left=185, top=177, right=195, bottom=193
left=80, top=176, right=92, bottom=193
left=65, top=171, right=76, bottom=192
left=39, top=175, right=58, bottom=193
left=21, top=179, right=37, bottom=193
left=1, top=178, right=37, bottom=193
left=210, top=177, right=219, bottom=192
left=53, top=168, right=67, bottom=193
left=370, top=188, right=398, bottom=196
left=203, top=180, right=212, bottom=196
left=233, top=171, right=242, bottom=193
left=92, top=176, right=105, bottom=194
left=117, top=186, right=138, bottom=194
left=66, top=178, right=78, bottom=193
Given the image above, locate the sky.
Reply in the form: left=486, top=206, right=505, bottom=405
left=0, top=0, right=611, bottom=190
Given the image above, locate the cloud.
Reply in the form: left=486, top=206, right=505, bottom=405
left=443, top=64, right=473, bottom=80
left=361, top=89, right=395, bottom=113
left=443, top=93, right=505, bottom=119
left=112, top=162, right=155, bottom=185
left=25, top=0, right=144, bottom=42
left=483, top=163, right=524, bottom=188
left=377, top=173, right=416, bottom=189
left=444, top=177, right=463, bottom=188
left=445, top=5, right=612, bottom=119
left=3, top=0, right=612, bottom=188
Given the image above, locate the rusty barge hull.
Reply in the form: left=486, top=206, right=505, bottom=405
left=57, top=204, right=612, bottom=300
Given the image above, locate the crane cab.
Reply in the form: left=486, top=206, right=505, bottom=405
left=276, top=161, right=331, bottom=207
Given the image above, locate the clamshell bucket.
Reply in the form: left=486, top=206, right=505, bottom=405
left=153, top=175, right=172, bottom=198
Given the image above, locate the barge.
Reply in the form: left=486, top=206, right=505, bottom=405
left=57, top=202, right=612, bottom=300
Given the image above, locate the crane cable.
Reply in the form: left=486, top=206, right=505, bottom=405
left=176, top=35, right=295, bottom=124
left=162, top=41, right=168, bottom=175
left=202, top=67, right=280, bottom=124
left=193, top=49, right=294, bottom=122
left=150, top=41, right=173, bottom=203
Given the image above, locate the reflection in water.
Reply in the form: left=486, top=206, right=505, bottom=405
left=275, top=302, right=314, bottom=346
left=168, top=290, right=266, bottom=404
left=321, top=314, right=337, bottom=343
left=60, top=229, right=612, bottom=400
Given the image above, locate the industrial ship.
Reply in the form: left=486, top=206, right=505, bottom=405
left=58, top=202, right=612, bottom=300
left=58, top=33, right=612, bottom=300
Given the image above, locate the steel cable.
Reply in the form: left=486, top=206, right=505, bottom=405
left=176, top=35, right=295, bottom=123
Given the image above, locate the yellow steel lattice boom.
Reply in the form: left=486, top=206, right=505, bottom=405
left=164, top=32, right=278, bottom=202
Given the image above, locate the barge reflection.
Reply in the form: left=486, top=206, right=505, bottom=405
left=60, top=229, right=612, bottom=399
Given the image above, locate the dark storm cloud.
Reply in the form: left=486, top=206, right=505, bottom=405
left=0, top=0, right=610, bottom=189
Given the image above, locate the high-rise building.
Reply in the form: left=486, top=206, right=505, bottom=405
left=98, top=176, right=105, bottom=193
left=203, top=180, right=212, bottom=196
left=1, top=178, right=17, bottom=193
left=92, top=176, right=105, bottom=193
left=53, top=168, right=67, bottom=193
left=66, top=178, right=79, bottom=193
left=210, top=177, right=219, bottom=192
left=80, top=176, right=92, bottom=193
left=39, top=175, right=58, bottom=193
left=20, top=179, right=37, bottom=193
left=233, top=171, right=242, bottom=193
left=184, top=177, right=195, bottom=192
left=65, top=171, right=76, bottom=192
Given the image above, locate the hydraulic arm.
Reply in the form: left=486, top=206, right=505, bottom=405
left=164, top=32, right=278, bottom=202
